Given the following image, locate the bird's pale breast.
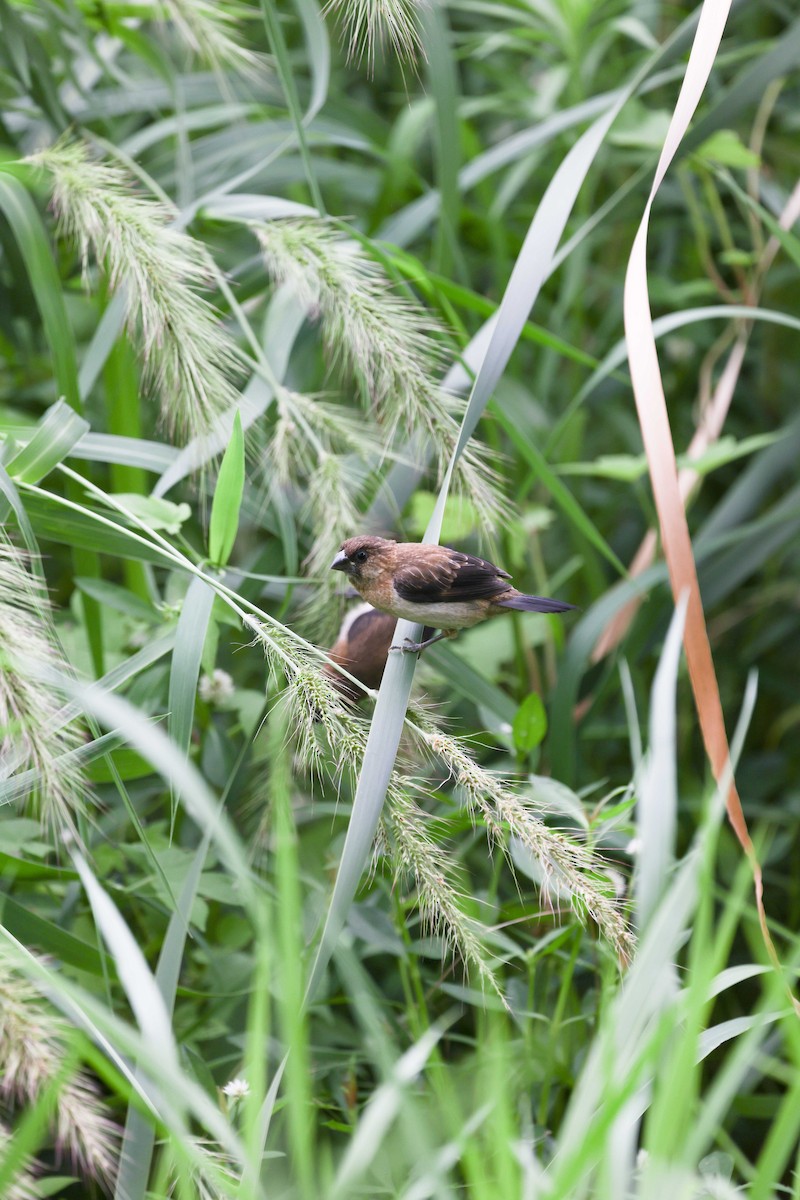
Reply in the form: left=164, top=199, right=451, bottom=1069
left=385, top=588, right=487, bottom=629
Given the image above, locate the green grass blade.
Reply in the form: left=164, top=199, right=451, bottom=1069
left=329, top=1025, right=446, bottom=1199
left=379, top=93, right=615, bottom=247
left=5, top=398, right=89, bottom=484
left=494, top=405, right=628, bottom=578
left=114, top=830, right=217, bottom=1200
left=260, top=0, right=325, bottom=214
left=71, top=851, right=182, bottom=1082
left=305, top=627, right=420, bottom=1003
left=294, top=0, right=330, bottom=123
left=78, top=290, right=127, bottom=401
left=73, top=433, right=178, bottom=473
left=0, top=929, right=251, bottom=1178
left=62, top=675, right=255, bottom=908
left=0, top=462, right=39, bottom=551
left=0, top=894, right=103, bottom=974
left=208, top=409, right=244, bottom=566
left=550, top=303, right=800, bottom=448
left=423, top=2, right=460, bottom=276
left=0, top=171, right=81, bottom=411
left=167, top=576, right=216, bottom=828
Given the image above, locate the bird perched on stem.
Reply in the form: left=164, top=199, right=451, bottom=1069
left=330, top=535, right=575, bottom=652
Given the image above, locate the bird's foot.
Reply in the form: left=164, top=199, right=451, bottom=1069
left=390, top=631, right=455, bottom=654
left=390, top=637, right=419, bottom=654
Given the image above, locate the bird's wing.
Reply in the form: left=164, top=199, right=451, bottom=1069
left=394, top=548, right=512, bottom=605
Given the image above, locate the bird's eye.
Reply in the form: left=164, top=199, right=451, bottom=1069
left=354, top=549, right=368, bottom=563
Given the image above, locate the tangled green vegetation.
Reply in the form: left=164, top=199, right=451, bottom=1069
left=0, top=0, right=798, bottom=1196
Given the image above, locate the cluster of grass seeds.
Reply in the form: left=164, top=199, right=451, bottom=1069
left=301, top=459, right=380, bottom=637
left=254, top=219, right=446, bottom=439
left=323, top=0, right=425, bottom=72
left=382, top=781, right=507, bottom=1002
left=265, top=388, right=387, bottom=539
left=253, top=613, right=631, bottom=990
left=0, top=539, right=86, bottom=838
left=249, top=617, right=361, bottom=782
left=250, top=603, right=633, bottom=974
left=262, top=389, right=391, bottom=637
left=165, top=1137, right=242, bottom=1200
left=412, top=722, right=635, bottom=965
left=265, top=390, right=384, bottom=487
left=0, top=951, right=119, bottom=1183
left=29, top=138, right=243, bottom=443
left=160, top=0, right=261, bottom=76
left=248, top=628, right=505, bottom=991
left=255, top=218, right=506, bottom=530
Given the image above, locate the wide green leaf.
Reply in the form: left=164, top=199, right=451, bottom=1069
left=512, top=692, right=548, bottom=756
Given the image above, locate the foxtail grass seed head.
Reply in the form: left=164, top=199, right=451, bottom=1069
left=415, top=724, right=635, bottom=964
left=29, top=138, right=243, bottom=443
left=251, top=608, right=626, bottom=982
left=248, top=619, right=358, bottom=776
left=161, top=0, right=261, bottom=77
left=256, top=218, right=505, bottom=531
left=384, top=784, right=505, bottom=1001
left=323, top=0, right=426, bottom=73
left=256, top=219, right=445, bottom=439
left=0, top=953, right=119, bottom=1182
left=0, top=539, right=86, bottom=839
left=301, top=455, right=376, bottom=637
left=171, top=1139, right=241, bottom=1200
left=262, top=388, right=390, bottom=637
left=265, top=389, right=386, bottom=488
left=261, top=653, right=503, bottom=994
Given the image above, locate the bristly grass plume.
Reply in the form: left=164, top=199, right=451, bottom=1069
left=415, top=723, right=635, bottom=965
left=253, top=614, right=630, bottom=989
left=250, top=633, right=505, bottom=991
left=266, top=390, right=386, bottom=488
left=255, top=218, right=447, bottom=440
left=382, top=783, right=506, bottom=1001
left=263, top=389, right=385, bottom=621
left=29, top=138, right=243, bottom=443
left=255, top=217, right=506, bottom=530
left=0, top=948, right=119, bottom=1183
left=0, top=538, right=86, bottom=839
left=160, top=0, right=261, bottom=77
left=323, top=0, right=426, bottom=73
left=163, top=1137, right=242, bottom=1200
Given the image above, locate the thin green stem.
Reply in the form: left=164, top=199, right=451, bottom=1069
left=259, top=0, right=326, bottom=216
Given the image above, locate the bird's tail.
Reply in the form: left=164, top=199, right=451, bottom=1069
left=497, top=593, right=577, bottom=614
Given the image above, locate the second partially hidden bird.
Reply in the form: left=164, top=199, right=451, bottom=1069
left=330, top=535, right=576, bottom=652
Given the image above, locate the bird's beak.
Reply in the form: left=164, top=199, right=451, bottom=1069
left=330, top=550, right=349, bottom=573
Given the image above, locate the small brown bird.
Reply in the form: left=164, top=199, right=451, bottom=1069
left=330, top=535, right=576, bottom=652
left=323, top=604, right=400, bottom=702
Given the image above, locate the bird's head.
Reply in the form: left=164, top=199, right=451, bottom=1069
left=330, top=535, right=395, bottom=584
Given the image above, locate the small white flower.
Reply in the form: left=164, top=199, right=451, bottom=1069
left=222, top=1077, right=250, bottom=1099
left=199, top=669, right=234, bottom=705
